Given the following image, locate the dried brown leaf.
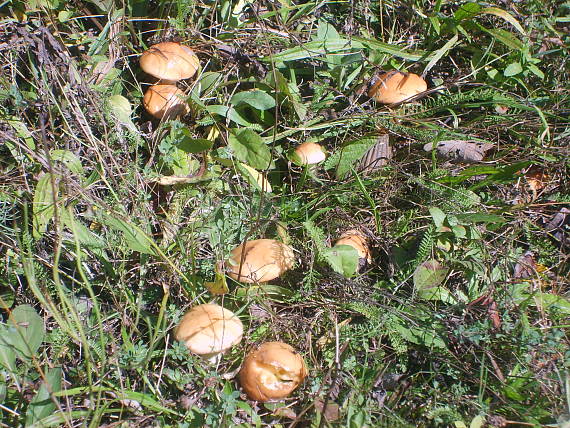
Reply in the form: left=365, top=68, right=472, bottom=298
left=424, top=140, right=494, bottom=162
left=358, top=134, right=392, bottom=174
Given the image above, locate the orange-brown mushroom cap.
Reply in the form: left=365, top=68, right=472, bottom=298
left=175, top=304, right=243, bottom=357
left=240, top=341, right=308, bottom=402
left=368, top=71, right=427, bottom=104
left=293, top=142, right=326, bottom=165
left=335, top=229, right=372, bottom=264
left=143, top=84, right=189, bottom=120
left=227, top=239, right=295, bottom=283
left=139, top=42, right=200, bottom=82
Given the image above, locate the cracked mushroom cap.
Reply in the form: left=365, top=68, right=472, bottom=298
left=143, top=84, right=189, bottom=120
left=293, top=142, right=326, bottom=165
left=175, top=304, right=243, bottom=357
left=335, top=229, right=372, bottom=264
left=368, top=71, right=427, bottom=104
left=139, top=42, right=200, bottom=82
left=227, top=239, right=295, bottom=283
left=239, top=341, right=308, bottom=402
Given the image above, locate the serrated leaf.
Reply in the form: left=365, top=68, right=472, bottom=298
left=230, top=90, right=276, bottom=111
left=228, top=129, right=271, bottom=169
left=323, top=245, right=359, bottom=277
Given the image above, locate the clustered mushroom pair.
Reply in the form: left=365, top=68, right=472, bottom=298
left=138, top=42, right=428, bottom=166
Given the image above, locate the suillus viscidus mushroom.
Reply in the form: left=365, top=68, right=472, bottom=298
left=139, top=42, right=200, bottom=83
left=239, top=341, right=308, bottom=402
left=334, top=229, right=372, bottom=267
left=368, top=71, right=427, bottom=104
left=142, top=84, right=189, bottom=120
left=175, top=304, right=243, bottom=361
left=293, top=142, right=326, bottom=166
left=227, top=239, right=295, bottom=283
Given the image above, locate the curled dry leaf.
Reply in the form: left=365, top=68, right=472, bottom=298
left=314, top=397, right=341, bottom=422
left=424, top=140, right=494, bottom=162
left=358, top=134, right=392, bottom=174
left=513, top=251, right=537, bottom=279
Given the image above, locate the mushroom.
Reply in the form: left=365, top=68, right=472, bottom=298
left=293, top=142, right=326, bottom=165
left=335, top=229, right=372, bottom=265
left=368, top=71, right=427, bottom=104
left=139, top=42, right=200, bottom=82
left=239, top=341, right=307, bottom=402
left=175, top=304, right=243, bottom=359
left=142, top=84, right=189, bottom=120
left=227, top=239, right=295, bottom=283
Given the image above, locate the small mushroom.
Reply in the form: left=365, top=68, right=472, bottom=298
left=368, top=71, right=427, bottom=104
left=239, top=341, right=307, bottom=402
left=293, top=142, right=326, bottom=165
left=139, top=42, right=200, bottom=82
left=175, top=304, right=243, bottom=359
left=227, top=239, right=295, bottom=283
left=335, top=229, right=372, bottom=265
left=143, top=84, right=189, bottom=120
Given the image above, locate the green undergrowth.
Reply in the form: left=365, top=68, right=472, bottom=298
left=0, top=0, right=569, bottom=426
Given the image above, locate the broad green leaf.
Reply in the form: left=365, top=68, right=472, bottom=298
left=106, top=94, right=137, bottom=132
left=32, top=173, right=58, bottom=239
left=504, top=62, right=523, bottom=77
left=237, top=163, right=273, bottom=192
left=424, top=35, right=459, bottom=74
left=97, top=213, right=156, bottom=255
left=324, top=136, right=377, bottom=179
left=25, top=367, right=62, bottom=427
left=263, top=39, right=363, bottom=63
left=413, top=260, right=448, bottom=291
left=429, top=207, right=446, bottom=229
left=230, top=90, right=276, bottom=111
left=0, top=326, right=16, bottom=372
left=390, top=314, right=447, bottom=349
left=323, top=245, right=359, bottom=278
left=228, top=129, right=271, bottom=169
left=480, top=7, right=526, bottom=35
left=2, top=305, right=45, bottom=361
left=314, top=20, right=341, bottom=41
left=50, top=150, right=84, bottom=177
left=206, top=105, right=253, bottom=127
left=454, top=2, right=481, bottom=21
left=178, top=137, right=213, bottom=154
left=480, top=27, right=523, bottom=50
left=534, top=292, right=570, bottom=315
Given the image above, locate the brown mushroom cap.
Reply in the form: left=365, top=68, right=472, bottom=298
left=227, top=239, right=295, bottom=283
left=139, top=42, right=200, bottom=82
left=239, top=341, right=308, bottom=402
left=175, top=304, right=243, bottom=357
left=368, top=71, right=427, bottom=104
left=293, top=142, right=326, bottom=165
left=335, top=229, right=372, bottom=264
left=143, top=84, right=189, bottom=120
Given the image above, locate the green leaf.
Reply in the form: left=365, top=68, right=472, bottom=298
left=1, top=305, right=45, bottom=361
left=32, top=173, right=58, bottom=239
left=481, top=27, right=523, bottom=50
left=429, top=207, right=446, bottom=229
left=178, top=137, right=213, bottom=154
left=0, top=326, right=16, bottom=372
left=390, top=314, right=448, bottom=349
left=50, top=150, right=84, bottom=177
left=504, top=62, right=523, bottom=77
left=454, top=2, right=481, bottom=21
left=106, top=94, right=135, bottom=130
left=236, top=162, right=273, bottom=193
left=25, top=367, right=62, bottom=426
left=480, top=7, right=526, bottom=35
left=323, top=245, right=359, bottom=277
left=230, top=90, right=276, bottom=111
left=205, top=105, right=254, bottom=127
left=97, top=213, right=156, bottom=255
left=324, top=136, right=377, bottom=179
left=414, top=260, right=448, bottom=291
left=228, top=129, right=271, bottom=170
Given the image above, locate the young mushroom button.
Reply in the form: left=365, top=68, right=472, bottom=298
left=143, top=84, right=190, bottom=120
left=293, top=142, right=326, bottom=166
